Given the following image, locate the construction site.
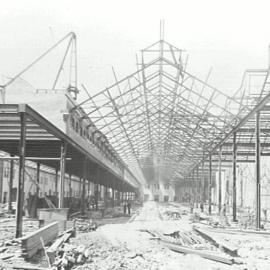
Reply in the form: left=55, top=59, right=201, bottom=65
left=1, top=1, right=270, bottom=269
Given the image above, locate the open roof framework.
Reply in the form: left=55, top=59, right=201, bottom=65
left=74, top=38, right=269, bottom=182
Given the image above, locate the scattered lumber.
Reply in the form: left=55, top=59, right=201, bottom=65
left=163, top=241, right=241, bottom=265
left=0, top=261, right=49, bottom=270
left=11, top=265, right=50, bottom=270
left=194, top=227, right=238, bottom=256
left=69, top=211, right=80, bottom=219
left=0, top=253, right=14, bottom=260
left=205, top=227, right=270, bottom=236
left=21, top=221, right=59, bottom=259
left=47, top=232, right=72, bottom=264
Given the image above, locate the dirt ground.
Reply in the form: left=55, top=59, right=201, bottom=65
left=1, top=202, right=270, bottom=269
left=69, top=202, right=259, bottom=270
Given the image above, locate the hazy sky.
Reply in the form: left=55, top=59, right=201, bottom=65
left=1, top=0, right=270, bottom=97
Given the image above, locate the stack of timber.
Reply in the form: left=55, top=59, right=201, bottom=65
left=21, top=221, right=59, bottom=259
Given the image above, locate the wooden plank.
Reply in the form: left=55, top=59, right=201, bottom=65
left=194, top=227, right=238, bottom=256
left=47, top=232, right=72, bottom=264
left=21, top=221, right=58, bottom=259
left=12, top=265, right=50, bottom=270
left=163, top=241, right=240, bottom=265
left=204, top=227, right=270, bottom=236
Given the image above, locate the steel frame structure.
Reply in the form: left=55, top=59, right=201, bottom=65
left=2, top=31, right=270, bottom=229
left=76, top=39, right=249, bottom=179
left=76, top=38, right=270, bottom=229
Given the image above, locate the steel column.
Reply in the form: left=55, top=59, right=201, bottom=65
left=8, top=157, right=14, bottom=212
left=232, top=131, right=237, bottom=222
left=55, top=169, right=58, bottom=198
left=208, top=153, right=212, bottom=215
left=201, top=156, right=205, bottom=203
left=81, top=158, right=87, bottom=214
left=58, top=141, right=67, bottom=208
left=196, top=166, right=199, bottom=207
left=218, top=146, right=222, bottom=214
left=255, top=112, right=261, bottom=229
left=35, top=162, right=40, bottom=217
left=15, top=112, right=26, bottom=238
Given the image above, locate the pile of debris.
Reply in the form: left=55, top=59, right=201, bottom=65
left=75, top=219, right=97, bottom=233
left=0, top=203, right=15, bottom=219
left=51, top=243, right=92, bottom=270
left=103, top=207, right=128, bottom=218
left=163, top=210, right=181, bottom=220
left=163, top=230, right=211, bottom=248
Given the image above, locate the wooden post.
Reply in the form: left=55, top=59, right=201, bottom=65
left=255, top=112, right=261, bottom=229
left=218, top=146, right=222, bottom=214
left=15, top=111, right=26, bottom=238
left=58, top=141, right=66, bottom=208
left=8, top=158, right=14, bottom=212
left=232, top=131, right=237, bottom=222
left=208, top=153, right=212, bottom=215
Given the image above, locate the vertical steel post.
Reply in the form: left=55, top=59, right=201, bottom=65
left=218, top=146, right=222, bottom=214
left=15, top=112, right=26, bottom=238
left=35, top=162, right=40, bottom=217
left=201, top=154, right=205, bottom=203
left=81, top=158, right=87, bottom=214
left=112, top=183, right=115, bottom=207
left=208, top=153, right=212, bottom=215
left=196, top=166, right=199, bottom=207
left=232, top=131, right=237, bottom=222
left=255, top=112, right=261, bottom=229
left=59, top=141, right=66, bottom=208
left=192, top=170, right=195, bottom=205
left=55, top=168, right=58, bottom=198
left=8, top=157, right=14, bottom=212
left=69, top=174, right=72, bottom=197
left=79, top=178, right=82, bottom=196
